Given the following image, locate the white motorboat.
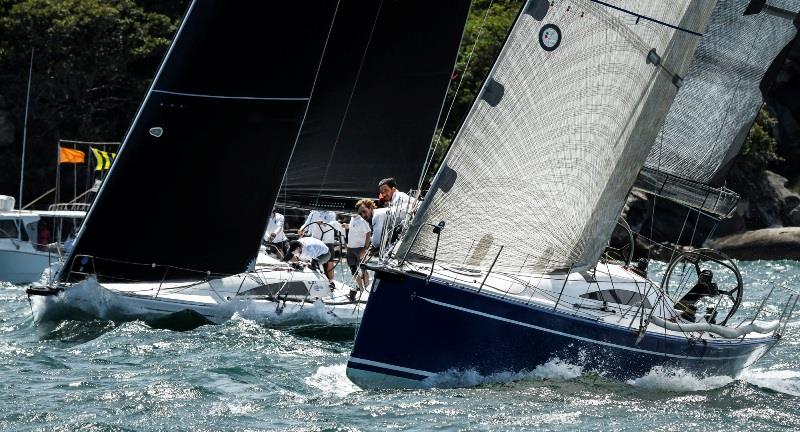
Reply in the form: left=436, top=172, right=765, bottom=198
left=0, top=196, right=85, bottom=284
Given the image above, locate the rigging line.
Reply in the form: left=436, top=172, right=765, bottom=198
left=151, top=89, right=309, bottom=101
left=276, top=0, right=343, bottom=218
left=590, top=0, right=703, bottom=36
left=312, top=0, right=385, bottom=208
left=419, top=0, right=496, bottom=191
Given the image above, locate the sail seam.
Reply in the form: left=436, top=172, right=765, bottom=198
left=151, top=89, right=309, bottom=101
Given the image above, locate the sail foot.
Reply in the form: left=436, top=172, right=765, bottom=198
left=634, top=167, right=740, bottom=217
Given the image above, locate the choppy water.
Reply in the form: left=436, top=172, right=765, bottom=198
left=1, top=261, right=799, bottom=431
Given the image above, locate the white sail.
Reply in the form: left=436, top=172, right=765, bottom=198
left=639, top=0, right=799, bottom=212
left=400, top=0, right=715, bottom=273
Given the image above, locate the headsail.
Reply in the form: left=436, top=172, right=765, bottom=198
left=636, top=0, right=799, bottom=215
left=62, top=0, right=471, bottom=283
left=280, top=1, right=472, bottom=210
left=399, top=0, right=715, bottom=273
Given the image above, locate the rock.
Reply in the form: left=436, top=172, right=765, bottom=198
left=788, top=206, right=800, bottom=227
left=705, top=227, right=800, bottom=261
left=725, top=168, right=800, bottom=229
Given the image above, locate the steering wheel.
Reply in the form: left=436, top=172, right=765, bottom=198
left=661, top=248, right=743, bottom=325
left=602, top=218, right=635, bottom=266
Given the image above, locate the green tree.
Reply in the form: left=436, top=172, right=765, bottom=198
left=0, top=0, right=179, bottom=203
left=739, top=107, right=782, bottom=171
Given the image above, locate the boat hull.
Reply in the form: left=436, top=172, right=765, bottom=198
left=28, top=267, right=366, bottom=327
left=347, top=268, right=778, bottom=388
left=0, top=248, right=51, bottom=284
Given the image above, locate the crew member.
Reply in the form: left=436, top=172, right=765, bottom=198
left=264, top=210, right=288, bottom=256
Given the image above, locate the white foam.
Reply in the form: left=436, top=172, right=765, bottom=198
left=32, top=279, right=359, bottom=326
left=423, top=358, right=583, bottom=388
left=305, top=363, right=361, bottom=397
left=740, top=368, right=800, bottom=396
left=627, top=366, right=733, bottom=391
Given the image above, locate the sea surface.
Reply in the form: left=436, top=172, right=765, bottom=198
left=1, top=261, right=799, bottom=431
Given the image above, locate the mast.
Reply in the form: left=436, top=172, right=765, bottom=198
left=18, top=48, right=34, bottom=209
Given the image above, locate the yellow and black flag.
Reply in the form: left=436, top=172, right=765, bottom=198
left=90, top=147, right=116, bottom=171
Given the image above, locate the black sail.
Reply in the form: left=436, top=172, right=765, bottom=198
left=63, top=1, right=341, bottom=282
left=280, top=0, right=472, bottom=210
left=62, top=0, right=471, bottom=283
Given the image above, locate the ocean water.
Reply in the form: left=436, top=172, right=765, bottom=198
left=1, top=261, right=798, bottom=431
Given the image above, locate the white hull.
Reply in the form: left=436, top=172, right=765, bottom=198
left=31, top=261, right=367, bottom=326
left=0, top=246, right=53, bottom=284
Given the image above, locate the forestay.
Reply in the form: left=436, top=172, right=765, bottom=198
left=400, top=0, right=715, bottom=273
left=280, top=0, right=471, bottom=210
left=636, top=0, right=799, bottom=215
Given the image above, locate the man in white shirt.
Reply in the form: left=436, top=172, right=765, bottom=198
left=343, top=214, right=371, bottom=290
left=299, top=209, right=342, bottom=285
left=356, top=198, right=389, bottom=250
left=378, top=177, right=415, bottom=213
left=286, top=237, right=331, bottom=273
left=264, top=210, right=288, bottom=255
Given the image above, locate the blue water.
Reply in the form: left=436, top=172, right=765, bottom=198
left=1, top=261, right=799, bottom=431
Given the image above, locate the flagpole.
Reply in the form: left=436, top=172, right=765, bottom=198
left=55, top=140, right=61, bottom=205
left=18, top=47, right=34, bottom=209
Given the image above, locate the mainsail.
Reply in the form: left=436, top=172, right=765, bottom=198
left=280, top=1, right=471, bottom=210
left=636, top=0, right=799, bottom=216
left=63, top=1, right=470, bottom=283
left=399, top=0, right=715, bottom=273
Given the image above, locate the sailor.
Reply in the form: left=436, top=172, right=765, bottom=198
left=37, top=221, right=51, bottom=251
left=356, top=198, right=388, bottom=250
left=285, top=237, right=332, bottom=274
left=674, top=269, right=720, bottom=322
left=378, top=177, right=415, bottom=213
left=264, top=210, right=288, bottom=255
left=299, top=209, right=342, bottom=287
left=343, top=212, right=371, bottom=292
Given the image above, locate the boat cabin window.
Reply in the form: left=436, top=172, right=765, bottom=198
left=19, top=222, right=32, bottom=242
left=580, top=289, right=651, bottom=308
left=0, top=220, right=19, bottom=239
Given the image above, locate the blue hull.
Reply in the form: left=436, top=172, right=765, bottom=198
left=347, top=268, right=778, bottom=388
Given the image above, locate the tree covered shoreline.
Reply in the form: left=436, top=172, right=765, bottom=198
left=1, top=0, right=798, bottom=245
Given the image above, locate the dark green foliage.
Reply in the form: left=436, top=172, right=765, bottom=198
left=0, top=0, right=183, bottom=204
left=739, top=107, right=783, bottom=171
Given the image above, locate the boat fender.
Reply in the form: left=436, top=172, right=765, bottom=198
left=650, top=316, right=779, bottom=338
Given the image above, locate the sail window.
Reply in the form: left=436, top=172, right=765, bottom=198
left=538, top=24, right=561, bottom=51
left=149, top=127, right=163, bottom=138
left=580, top=289, right=651, bottom=308
left=0, top=220, right=19, bottom=239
